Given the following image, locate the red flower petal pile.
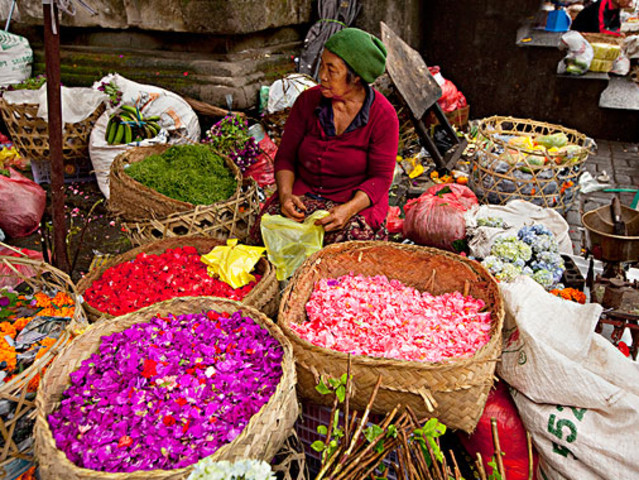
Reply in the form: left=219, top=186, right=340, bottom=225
left=83, top=246, right=260, bottom=316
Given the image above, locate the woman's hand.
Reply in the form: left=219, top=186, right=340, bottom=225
left=314, top=203, right=355, bottom=232
left=279, top=193, right=307, bottom=221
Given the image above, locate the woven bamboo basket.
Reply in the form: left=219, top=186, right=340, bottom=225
left=0, top=97, right=104, bottom=163
left=76, top=235, right=279, bottom=321
left=121, top=177, right=260, bottom=246
left=35, top=296, right=298, bottom=480
left=108, top=144, right=243, bottom=221
left=279, top=241, right=504, bottom=433
left=0, top=246, right=88, bottom=468
left=469, top=116, right=593, bottom=215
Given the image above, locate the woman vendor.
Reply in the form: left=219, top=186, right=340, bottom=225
left=252, top=27, right=399, bottom=244
left=571, top=0, right=633, bottom=36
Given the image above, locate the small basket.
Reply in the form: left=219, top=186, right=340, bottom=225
left=76, top=235, right=279, bottom=321
left=0, top=97, right=104, bottom=164
left=35, top=296, right=298, bottom=480
left=279, top=241, right=504, bottom=433
left=30, top=157, right=95, bottom=185
left=0, top=246, right=88, bottom=468
left=121, top=177, right=260, bottom=246
left=108, top=144, right=243, bottom=222
left=470, top=116, right=593, bottom=214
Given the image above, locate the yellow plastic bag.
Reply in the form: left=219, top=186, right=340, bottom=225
left=260, top=210, right=330, bottom=281
left=200, top=239, right=265, bottom=289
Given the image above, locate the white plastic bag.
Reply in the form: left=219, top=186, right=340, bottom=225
left=0, top=31, right=32, bottom=87
left=89, top=74, right=200, bottom=198
left=497, top=276, right=639, bottom=480
left=267, top=73, right=316, bottom=114
left=611, top=52, right=631, bottom=76
left=557, top=31, right=593, bottom=75
left=465, top=200, right=573, bottom=259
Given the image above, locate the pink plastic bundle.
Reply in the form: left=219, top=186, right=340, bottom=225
left=294, top=273, right=492, bottom=363
left=403, top=183, right=478, bottom=251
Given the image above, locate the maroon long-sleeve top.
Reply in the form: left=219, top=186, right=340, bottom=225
left=274, top=85, right=399, bottom=230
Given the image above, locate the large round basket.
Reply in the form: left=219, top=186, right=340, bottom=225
left=35, top=296, right=298, bottom=480
left=0, top=247, right=88, bottom=470
left=279, top=241, right=504, bottom=433
left=0, top=97, right=104, bottom=163
left=469, top=116, right=593, bottom=214
left=108, top=144, right=242, bottom=221
left=120, top=176, right=260, bottom=246
left=76, top=235, right=279, bottom=321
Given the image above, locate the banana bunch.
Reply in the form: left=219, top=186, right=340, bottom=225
left=105, top=105, right=162, bottom=145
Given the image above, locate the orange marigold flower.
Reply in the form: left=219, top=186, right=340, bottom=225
left=34, top=292, right=52, bottom=308
left=0, top=322, right=17, bottom=339
left=13, top=317, right=32, bottom=332
left=51, top=292, right=74, bottom=308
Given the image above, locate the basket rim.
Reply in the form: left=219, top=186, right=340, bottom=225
left=278, top=241, right=504, bottom=371
left=35, top=296, right=296, bottom=478
left=111, top=144, right=243, bottom=213
left=76, top=235, right=273, bottom=320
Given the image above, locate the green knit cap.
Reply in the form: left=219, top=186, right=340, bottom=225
left=324, top=28, right=387, bottom=84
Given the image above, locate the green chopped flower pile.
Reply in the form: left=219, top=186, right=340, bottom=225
left=125, top=144, right=237, bottom=205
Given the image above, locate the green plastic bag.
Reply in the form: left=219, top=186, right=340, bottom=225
left=260, top=210, right=329, bottom=281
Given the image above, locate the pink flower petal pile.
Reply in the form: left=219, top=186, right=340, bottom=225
left=293, top=273, right=492, bottom=363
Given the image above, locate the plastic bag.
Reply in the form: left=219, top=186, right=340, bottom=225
left=0, top=245, right=43, bottom=289
left=458, top=380, right=539, bottom=480
left=244, top=133, right=277, bottom=187
left=403, top=184, right=478, bottom=251
left=386, top=206, right=404, bottom=234
left=267, top=74, right=317, bottom=114
left=557, top=31, right=593, bottom=75
left=0, top=169, right=46, bottom=238
left=89, top=73, right=200, bottom=198
left=0, top=31, right=32, bottom=87
left=261, top=211, right=329, bottom=280
left=611, top=52, right=631, bottom=76
left=428, top=66, right=467, bottom=113
left=200, top=239, right=265, bottom=289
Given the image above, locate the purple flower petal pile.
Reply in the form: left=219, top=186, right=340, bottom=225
left=48, top=310, right=283, bottom=473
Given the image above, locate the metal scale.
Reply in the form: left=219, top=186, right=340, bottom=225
left=582, top=200, right=639, bottom=358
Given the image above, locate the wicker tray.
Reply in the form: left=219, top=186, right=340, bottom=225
left=0, top=247, right=88, bottom=467
left=108, top=144, right=242, bottom=221
left=35, top=296, right=298, bottom=480
left=0, top=97, right=104, bottom=163
left=279, top=241, right=504, bottom=433
left=121, top=177, right=260, bottom=246
left=470, top=116, right=593, bottom=214
left=76, top=236, right=279, bottom=321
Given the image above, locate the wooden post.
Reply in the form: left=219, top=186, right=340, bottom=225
left=43, top=0, right=70, bottom=272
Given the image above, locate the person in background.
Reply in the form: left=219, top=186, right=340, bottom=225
left=571, top=0, right=634, bottom=35
left=251, top=28, right=399, bottom=245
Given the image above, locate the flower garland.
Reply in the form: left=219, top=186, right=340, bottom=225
left=83, top=247, right=261, bottom=316
left=0, top=289, right=73, bottom=391
left=48, top=310, right=283, bottom=473
left=293, top=273, right=493, bottom=363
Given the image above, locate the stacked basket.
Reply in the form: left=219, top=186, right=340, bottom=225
left=108, top=145, right=260, bottom=246
left=470, top=116, right=593, bottom=214
left=0, top=248, right=87, bottom=478
left=279, top=241, right=504, bottom=433
left=76, top=235, right=279, bottom=321
left=0, top=97, right=104, bottom=184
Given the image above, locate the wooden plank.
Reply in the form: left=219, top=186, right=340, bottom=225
left=380, top=21, right=441, bottom=119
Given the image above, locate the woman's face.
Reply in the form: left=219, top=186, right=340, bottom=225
left=318, top=50, right=355, bottom=99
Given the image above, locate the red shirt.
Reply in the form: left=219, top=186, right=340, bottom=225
left=274, top=85, right=399, bottom=230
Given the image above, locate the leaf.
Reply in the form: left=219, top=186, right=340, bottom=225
left=336, top=385, right=346, bottom=403
left=340, top=373, right=348, bottom=385
left=315, top=380, right=331, bottom=395
left=364, top=424, right=384, bottom=443
left=317, top=425, right=328, bottom=436
left=387, top=424, right=398, bottom=438
left=436, top=185, right=453, bottom=197
left=328, top=377, right=340, bottom=388
left=487, top=457, right=503, bottom=480
left=311, top=441, right=326, bottom=452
